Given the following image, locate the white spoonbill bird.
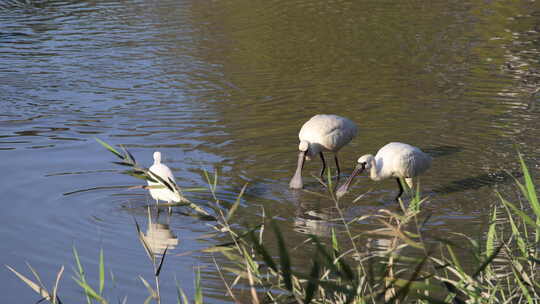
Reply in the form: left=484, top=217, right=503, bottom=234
left=289, top=114, right=358, bottom=189
left=147, top=151, right=182, bottom=213
left=336, top=142, right=431, bottom=200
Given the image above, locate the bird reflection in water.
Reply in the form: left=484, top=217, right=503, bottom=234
left=291, top=191, right=404, bottom=261
left=291, top=190, right=338, bottom=237
left=294, top=209, right=335, bottom=237
left=141, top=209, right=179, bottom=255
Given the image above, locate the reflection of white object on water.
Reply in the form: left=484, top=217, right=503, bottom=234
left=369, top=237, right=394, bottom=253
left=289, top=114, right=358, bottom=189
left=147, top=151, right=182, bottom=213
left=142, top=222, right=179, bottom=255
left=337, top=142, right=431, bottom=200
left=294, top=210, right=333, bottom=237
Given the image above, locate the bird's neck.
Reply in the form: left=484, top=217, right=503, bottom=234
left=369, top=158, right=383, bottom=181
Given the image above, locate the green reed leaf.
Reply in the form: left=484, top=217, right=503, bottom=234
left=486, top=206, right=497, bottom=258
left=518, top=153, right=539, bottom=217
left=249, top=230, right=277, bottom=272
left=6, top=265, right=52, bottom=301
left=304, top=259, right=320, bottom=304
left=72, top=246, right=91, bottom=304
left=195, top=267, right=203, bottom=304
left=98, top=249, right=104, bottom=295
left=95, top=138, right=123, bottom=160
left=272, top=221, right=292, bottom=291
left=138, top=276, right=156, bottom=298
left=226, top=183, right=247, bottom=222
left=73, top=277, right=108, bottom=304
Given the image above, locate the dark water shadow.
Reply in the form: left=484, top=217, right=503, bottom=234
left=433, top=171, right=522, bottom=194
left=422, top=145, right=463, bottom=158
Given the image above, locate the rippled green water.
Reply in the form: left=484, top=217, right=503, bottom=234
left=1, top=0, right=539, bottom=302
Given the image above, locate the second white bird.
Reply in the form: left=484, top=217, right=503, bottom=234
left=336, top=142, right=431, bottom=200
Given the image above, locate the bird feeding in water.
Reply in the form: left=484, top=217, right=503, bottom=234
left=289, top=114, right=358, bottom=189
left=147, top=151, right=183, bottom=214
left=336, top=142, right=431, bottom=200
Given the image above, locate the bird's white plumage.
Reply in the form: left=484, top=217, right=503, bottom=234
left=336, top=142, right=431, bottom=199
left=290, top=114, right=358, bottom=189
left=299, top=114, right=358, bottom=157
left=367, top=142, right=431, bottom=181
left=147, top=151, right=181, bottom=203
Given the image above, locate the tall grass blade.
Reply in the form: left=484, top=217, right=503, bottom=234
left=186, top=201, right=213, bottom=218
left=486, top=207, right=497, bottom=258
left=63, top=185, right=139, bottom=196
left=138, top=276, right=156, bottom=298
left=99, top=249, right=105, bottom=295
left=387, top=256, right=429, bottom=303
left=249, top=230, right=277, bottom=272
left=176, top=285, right=189, bottom=304
left=134, top=218, right=155, bottom=263
left=95, top=138, right=123, bottom=160
left=445, top=245, right=464, bottom=275
left=311, top=236, right=354, bottom=281
left=213, top=168, right=218, bottom=193
left=194, top=267, right=203, bottom=304
left=143, top=295, right=153, bottom=304
left=502, top=202, right=528, bottom=256
left=26, top=262, right=46, bottom=292
left=72, top=246, right=91, bottom=304
left=5, top=265, right=52, bottom=301
left=415, top=294, right=453, bottom=304
left=226, top=183, right=247, bottom=222
left=155, top=246, right=168, bottom=277
left=244, top=257, right=260, bottom=304
left=518, top=153, right=539, bottom=216
left=326, top=167, right=334, bottom=196
left=518, top=153, right=540, bottom=246
left=120, top=145, right=136, bottom=164
left=511, top=265, right=534, bottom=304
left=73, top=277, right=108, bottom=304
left=272, top=222, right=292, bottom=291
left=472, top=244, right=503, bottom=278
left=52, top=265, right=64, bottom=304
left=211, top=256, right=240, bottom=304
left=304, top=259, right=320, bottom=304
left=499, top=193, right=539, bottom=229
left=147, top=171, right=175, bottom=193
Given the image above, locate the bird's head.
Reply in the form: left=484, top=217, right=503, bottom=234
left=357, top=154, right=374, bottom=170
left=153, top=151, right=162, bottom=164
left=336, top=154, right=373, bottom=198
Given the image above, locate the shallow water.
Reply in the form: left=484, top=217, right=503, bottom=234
left=1, top=0, right=539, bottom=302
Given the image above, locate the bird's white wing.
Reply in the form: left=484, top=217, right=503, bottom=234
left=397, top=147, right=431, bottom=178
left=148, top=164, right=176, bottom=186
left=299, top=115, right=358, bottom=151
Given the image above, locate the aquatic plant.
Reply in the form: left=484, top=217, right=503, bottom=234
left=6, top=143, right=539, bottom=303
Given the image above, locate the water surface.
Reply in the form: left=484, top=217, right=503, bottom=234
left=1, top=0, right=539, bottom=302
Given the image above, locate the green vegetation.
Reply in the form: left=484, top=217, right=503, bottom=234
left=6, top=141, right=539, bottom=303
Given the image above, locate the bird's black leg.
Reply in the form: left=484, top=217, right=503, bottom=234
left=334, top=155, right=341, bottom=178
left=319, top=152, right=326, bottom=179
left=395, top=178, right=404, bottom=202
